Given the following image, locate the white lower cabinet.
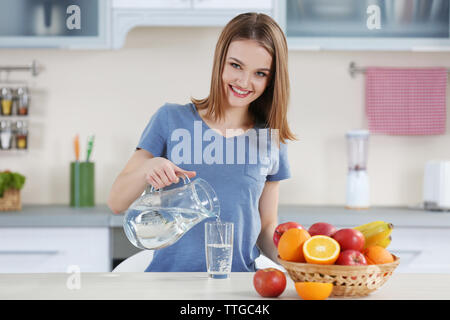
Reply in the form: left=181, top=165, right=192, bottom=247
left=0, top=228, right=111, bottom=273
left=387, top=227, right=450, bottom=274
left=1, top=225, right=448, bottom=273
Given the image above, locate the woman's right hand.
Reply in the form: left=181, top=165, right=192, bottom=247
left=144, top=157, right=196, bottom=190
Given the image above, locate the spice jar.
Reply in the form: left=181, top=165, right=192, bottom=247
left=15, top=120, right=28, bottom=150
left=11, top=89, right=19, bottom=116
left=1, top=88, right=13, bottom=116
left=0, top=120, right=13, bottom=150
left=16, top=87, right=29, bottom=116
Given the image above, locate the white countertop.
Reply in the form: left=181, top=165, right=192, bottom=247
left=0, top=272, right=449, bottom=300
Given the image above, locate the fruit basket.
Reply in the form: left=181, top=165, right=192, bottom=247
left=278, top=255, right=400, bottom=297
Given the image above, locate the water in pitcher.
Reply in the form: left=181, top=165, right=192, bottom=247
left=124, top=206, right=218, bottom=250
left=123, top=176, right=221, bottom=250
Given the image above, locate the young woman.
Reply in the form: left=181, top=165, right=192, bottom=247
left=108, top=12, right=296, bottom=272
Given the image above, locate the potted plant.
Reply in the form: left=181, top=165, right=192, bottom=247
left=0, top=170, right=26, bottom=211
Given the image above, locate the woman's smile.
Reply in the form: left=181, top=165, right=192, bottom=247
left=229, top=84, right=252, bottom=98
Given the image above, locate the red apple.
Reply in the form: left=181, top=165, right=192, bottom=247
left=332, top=228, right=365, bottom=252
left=308, top=222, right=337, bottom=237
left=253, top=268, right=287, bottom=297
left=273, top=222, right=304, bottom=247
left=336, top=249, right=368, bottom=266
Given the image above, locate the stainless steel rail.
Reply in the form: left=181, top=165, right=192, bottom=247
left=0, top=60, right=42, bottom=77
left=349, top=61, right=450, bottom=78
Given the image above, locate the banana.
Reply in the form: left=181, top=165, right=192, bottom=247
left=377, top=235, right=392, bottom=249
left=353, top=221, right=393, bottom=249
left=353, top=221, right=386, bottom=234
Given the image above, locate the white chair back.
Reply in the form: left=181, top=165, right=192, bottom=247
left=112, top=250, right=284, bottom=272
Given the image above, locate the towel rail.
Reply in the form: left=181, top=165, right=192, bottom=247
left=349, top=61, right=450, bottom=78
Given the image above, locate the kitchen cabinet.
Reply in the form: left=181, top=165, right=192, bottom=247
left=0, top=0, right=273, bottom=49
left=2, top=204, right=450, bottom=274
left=388, top=227, right=450, bottom=273
left=113, top=0, right=272, bottom=10
left=0, top=0, right=110, bottom=49
left=276, top=0, right=450, bottom=51
left=0, top=227, right=111, bottom=273
left=192, top=0, right=272, bottom=10
left=111, top=0, right=274, bottom=49
left=112, top=0, right=191, bottom=9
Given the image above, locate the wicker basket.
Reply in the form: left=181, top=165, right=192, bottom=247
left=0, top=189, right=21, bottom=211
left=278, top=255, right=400, bottom=297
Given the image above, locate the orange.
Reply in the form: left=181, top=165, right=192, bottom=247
left=277, top=228, right=311, bottom=262
left=295, top=282, right=333, bottom=300
left=363, top=245, right=394, bottom=265
left=303, top=235, right=340, bottom=265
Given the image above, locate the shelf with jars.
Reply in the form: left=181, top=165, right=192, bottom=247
left=0, top=87, right=30, bottom=152
left=0, top=61, right=39, bottom=153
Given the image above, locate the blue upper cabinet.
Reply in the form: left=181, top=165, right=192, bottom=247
left=0, top=0, right=110, bottom=49
left=0, top=0, right=275, bottom=49
left=277, top=0, right=450, bottom=51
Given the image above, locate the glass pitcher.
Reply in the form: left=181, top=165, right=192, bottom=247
left=123, top=174, right=220, bottom=250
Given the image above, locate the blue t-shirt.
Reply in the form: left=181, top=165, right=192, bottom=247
left=136, top=102, right=291, bottom=272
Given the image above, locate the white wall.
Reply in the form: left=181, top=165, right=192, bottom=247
left=1, top=26, right=449, bottom=206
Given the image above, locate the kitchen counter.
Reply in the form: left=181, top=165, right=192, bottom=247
left=278, top=205, right=450, bottom=228
left=0, top=204, right=113, bottom=227
left=2, top=205, right=450, bottom=275
left=0, top=272, right=449, bottom=300
left=1, top=204, right=450, bottom=228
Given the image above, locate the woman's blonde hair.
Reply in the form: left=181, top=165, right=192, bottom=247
left=190, top=12, right=297, bottom=145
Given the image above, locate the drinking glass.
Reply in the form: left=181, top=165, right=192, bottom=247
left=205, top=221, right=233, bottom=279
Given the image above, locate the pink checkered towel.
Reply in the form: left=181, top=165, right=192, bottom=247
left=365, top=67, right=448, bottom=135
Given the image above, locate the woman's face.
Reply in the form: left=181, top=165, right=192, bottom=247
left=222, top=39, right=272, bottom=111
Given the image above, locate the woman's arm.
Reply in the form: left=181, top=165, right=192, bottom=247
left=256, top=180, right=281, bottom=263
left=107, top=149, right=155, bottom=214
left=108, top=149, right=196, bottom=214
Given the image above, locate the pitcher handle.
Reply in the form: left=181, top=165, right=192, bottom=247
left=148, top=172, right=191, bottom=194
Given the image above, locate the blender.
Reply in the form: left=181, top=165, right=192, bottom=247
left=346, top=130, right=370, bottom=209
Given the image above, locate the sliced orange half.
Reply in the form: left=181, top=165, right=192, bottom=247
left=302, top=235, right=340, bottom=265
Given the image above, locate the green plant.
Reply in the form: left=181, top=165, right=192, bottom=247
left=0, top=171, right=26, bottom=197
